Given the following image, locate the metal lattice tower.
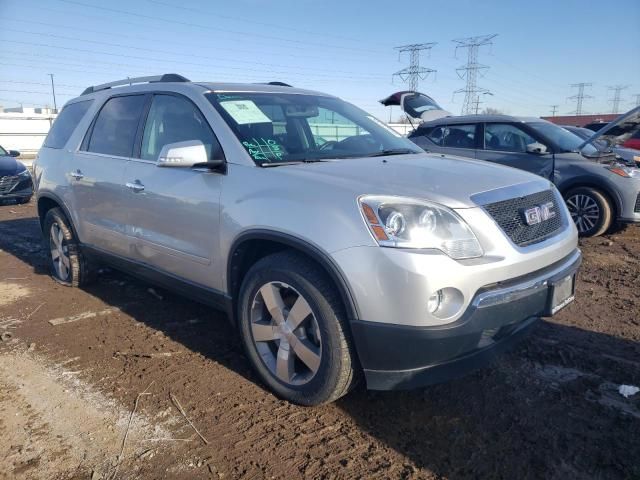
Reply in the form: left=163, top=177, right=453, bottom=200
left=392, top=43, right=437, bottom=92
left=550, top=105, right=559, bottom=116
left=452, top=34, right=497, bottom=115
left=608, top=85, right=629, bottom=113
left=568, top=83, right=593, bottom=115
left=632, top=94, right=640, bottom=107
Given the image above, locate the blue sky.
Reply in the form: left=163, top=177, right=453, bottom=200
left=1, top=0, right=638, bottom=120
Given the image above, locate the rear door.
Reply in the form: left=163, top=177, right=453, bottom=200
left=475, top=122, right=553, bottom=179
left=70, top=94, right=148, bottom=257
left=123, top=93, right=225, bottom=288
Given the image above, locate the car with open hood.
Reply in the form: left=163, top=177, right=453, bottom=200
left=0, top=145, right=33, bottom=204
left=562, top=125, right=640, bottom=167
left=390, top=93, right=640, bottom=236
left=33, top=75, right=580, bottom=405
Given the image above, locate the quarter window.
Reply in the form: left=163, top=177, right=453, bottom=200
left=141, top=95, right=223, bottom=161
left=44, top=100, right=93, bottom=149
left=87, top=95, right=146, bottom=157
left=484, top=123, right=537, bottom=153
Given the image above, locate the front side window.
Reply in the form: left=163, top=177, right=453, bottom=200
left=484, top=123, right=536, bottom=153
left=44, top=100, right=93, bottom=149
left=141, top=94, right=223, bottom=161
left=87, top=95, right=146, bottom=157
left=206, top=92, right=421, bottom=164
left=442, top=124, right=476, bottom=149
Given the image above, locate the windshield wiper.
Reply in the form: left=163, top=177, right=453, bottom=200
left=260, top=159, right=329, bottom=167
left=364, top=148, right=419, bottom=157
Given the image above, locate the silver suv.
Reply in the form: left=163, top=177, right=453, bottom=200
left=34, top=74, right=581, bottom=405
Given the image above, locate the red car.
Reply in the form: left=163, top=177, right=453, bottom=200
left=623, top=130, right=640, bottom=151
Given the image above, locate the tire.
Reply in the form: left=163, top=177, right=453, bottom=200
left=564, top=187, right=612, bottom=237
left=43, top=207, right=96, bottom=287
left=237, top=251, right=358, bottom=406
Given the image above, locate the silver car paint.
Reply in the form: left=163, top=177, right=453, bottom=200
left=35, top=82, right=579, bottom=328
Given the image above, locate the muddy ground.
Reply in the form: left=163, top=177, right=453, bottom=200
left=0, top=200, right=638, bottom=480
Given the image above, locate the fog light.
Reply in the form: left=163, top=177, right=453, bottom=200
left=427, top=289, right=443, bottom=314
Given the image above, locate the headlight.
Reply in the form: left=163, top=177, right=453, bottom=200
left=358, top=195, right=483, bottom=259
left=607, top=164, right=640, bottom=178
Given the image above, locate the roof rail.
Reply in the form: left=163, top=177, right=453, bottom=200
left=81, top=73, right=190, bottom=95
left=257, top=81, right=293, bottom=87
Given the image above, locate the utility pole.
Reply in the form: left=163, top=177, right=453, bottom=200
left=568, top=83, right=593, bottom=115
left=48, top=73, right=57, bottom=113
left=452, top=34, right=497, bottom=115
left=607, top=85, right=629, bottom=113
left=392, top=43, right=437, bottom=92
left=550, top=105, right=559, bottom=116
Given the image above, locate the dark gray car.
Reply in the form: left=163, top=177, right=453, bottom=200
left=405, top=109, right=640, bottom=236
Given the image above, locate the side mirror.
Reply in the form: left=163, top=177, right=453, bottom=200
left=9, top=150, right=20, bottom=157
left=526, top=142, right=548, bottom=155
left=157, top=140, right=224, bottom=170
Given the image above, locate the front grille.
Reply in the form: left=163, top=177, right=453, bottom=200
left=635, top=193, right=640, bottom=213
left=0, top=175, right=19, bottom=194
left=483, top=190, right=564, bottom=247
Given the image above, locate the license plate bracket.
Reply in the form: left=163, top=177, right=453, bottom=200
left=546, top=274, right=576, bottom=315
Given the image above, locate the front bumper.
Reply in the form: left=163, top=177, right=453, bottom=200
left=351, top=249, right=582, bottom=390
left=0, top=176, right=33, bottom=200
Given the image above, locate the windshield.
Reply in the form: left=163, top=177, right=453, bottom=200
left=529, top=122, right=599, bottom=156
left=0, top=145, right=7, bottom=156
left=565, top=127, right=609, bottom=150
left=206, top=92, right=421, bottom=165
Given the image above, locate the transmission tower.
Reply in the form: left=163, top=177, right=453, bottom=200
left=452, top=34, right=497, bottom=115
left=633, top=94, right=640, bottom=107
left=607, top=85, right=629, bottom=113
left=392, top=43, right=437, bottom=92
left=550, top=105, right=559, bottom=116
left=568, top=83, right=593, bottom=115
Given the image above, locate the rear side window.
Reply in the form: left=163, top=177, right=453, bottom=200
left=442, top=124, right=476, bottom=149
left=43, top=100, right=93, bottom=149
left=86, top=95, right=146, bottom=157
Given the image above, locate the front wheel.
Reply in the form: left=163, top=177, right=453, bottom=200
left=237, top=251, right=358, bottom=406
left=564, top=187, right=612, bottom=237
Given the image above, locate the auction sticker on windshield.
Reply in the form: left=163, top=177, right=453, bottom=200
left=220, top=100, right=271, bottom=125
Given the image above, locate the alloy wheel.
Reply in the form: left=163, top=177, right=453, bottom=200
left=250, top=281, right=322, bottom=386
left=49, top=222, right=70, bottom=280
left=566, top=194, right=600, bottom=234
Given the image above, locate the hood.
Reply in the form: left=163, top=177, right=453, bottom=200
left=578, top=106, right=640, bottom=151
left=0, top=154, right=24, bottom=176
left=380, top=91, right=451, bottom=123
left=276, top=153, right=551, bottom=209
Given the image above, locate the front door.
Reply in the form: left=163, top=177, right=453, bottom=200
left=476, top=122, right=553, bottom=179
left=70, top=94, right=148, bottom=257
left=123, top=93, right=225, bottom=288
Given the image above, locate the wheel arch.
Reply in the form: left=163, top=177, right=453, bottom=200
left=36, top=193, right=79, bottom=237
left=227, top=230, right=360, bottom=324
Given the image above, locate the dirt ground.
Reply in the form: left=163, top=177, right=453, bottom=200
left=0, top=200, right=638, bottom=480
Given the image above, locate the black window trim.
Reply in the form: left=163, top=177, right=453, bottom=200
left=133, top=90, right=226, bottom=164
left=80, top=92, right=150, bottom=158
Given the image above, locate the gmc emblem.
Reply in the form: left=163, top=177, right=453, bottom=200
left=522, top=202, right=556, bottom=226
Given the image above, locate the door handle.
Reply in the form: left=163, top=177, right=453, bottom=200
left=69, top=169, right=84, bottom=180
left=125, top=181, right=145, bottom=192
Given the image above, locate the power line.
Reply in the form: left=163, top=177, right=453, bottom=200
left=607, top=85, right=629, bottom=113
left=392, top=43, right=437, bottom=92
left=568, top=83, right=593, bottom=115
left=452, top=34, right=497, bottom=115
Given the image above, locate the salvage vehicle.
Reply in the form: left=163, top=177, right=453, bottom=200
left=34, top=75, right=580, bottom=405
left=562, top=125, right=639, bottom=167
left=0, top=145, right=33, bottom=204
left=387, top=92, right=640, bottom=236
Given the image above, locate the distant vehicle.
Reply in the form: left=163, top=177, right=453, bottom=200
left=0, top=145, right=32, bottom=204
left=562, top=125, right=639, bottom=166
left=583, top=122, right=609, bottom=132
left=393, top=96, right=640, bottom=236
left=623, top=129, right=640, bottom=151
left=34, top=75, right=580, bottom=405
